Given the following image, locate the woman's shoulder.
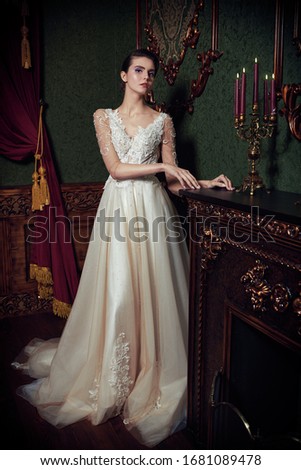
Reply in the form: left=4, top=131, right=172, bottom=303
left=94, top=108, right=110, bottom=116
left=149, top=108, right=171, bottom=123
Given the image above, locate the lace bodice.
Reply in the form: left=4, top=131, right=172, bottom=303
left=93, top=108, right=177, bottom=166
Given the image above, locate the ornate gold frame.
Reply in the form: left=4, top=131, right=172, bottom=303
left=136, top=0, right=222, bottom=114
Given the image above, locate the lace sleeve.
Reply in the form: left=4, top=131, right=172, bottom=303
left=93, top=109, right=113, bottom=157
left=161, top=114, right=178, bottom=166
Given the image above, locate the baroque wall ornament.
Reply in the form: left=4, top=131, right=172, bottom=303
left=274, top=0, right=301, bottom=141
left=143, top=0, right=222, bottom=114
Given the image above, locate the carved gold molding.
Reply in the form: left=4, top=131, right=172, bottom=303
left=241, top=260, right=272, bottom=312
left=240, top=260, right=292, bottom=313
left=187, top=199, right=301, bottom=249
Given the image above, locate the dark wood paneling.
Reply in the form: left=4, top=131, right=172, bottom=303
left=0, top=182, right=104, bottom=317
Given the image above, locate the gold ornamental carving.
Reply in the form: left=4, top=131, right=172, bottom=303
left=187, top=199, right=301, bottom=248
left=241, top=260, right=292, bottom=313
left=199, top=227, right=222, bottom=270
left=241, top=260, right=272, bottom=312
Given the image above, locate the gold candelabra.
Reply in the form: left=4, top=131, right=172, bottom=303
left=234, top=105, right=277, bottom=196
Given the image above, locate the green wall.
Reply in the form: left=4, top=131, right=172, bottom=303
left=1, top=0, right=300, bottom=194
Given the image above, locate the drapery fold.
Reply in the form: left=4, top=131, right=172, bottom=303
left=0, top=1, right=79, bottom=316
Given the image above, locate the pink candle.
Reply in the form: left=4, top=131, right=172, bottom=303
left=270, top=73, right=276, bottom=114
left=253, top=58, right=258, bottom=107
left=234, top=73, right=240, bottom=117
left=263, top=74, right=269, bottom=116
left=240, top=68, right=246, bottom=115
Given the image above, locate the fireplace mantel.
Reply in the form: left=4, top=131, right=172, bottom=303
left=181, top=188, right=301, bottom=449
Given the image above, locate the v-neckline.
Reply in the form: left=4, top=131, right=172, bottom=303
left=113, top=108, right=162, bottom=140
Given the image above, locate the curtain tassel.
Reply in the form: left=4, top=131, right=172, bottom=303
left=39, top=164, right=50, bottom=207
left=21, top=24, right=31, bottom=69
left=21, top=1, right=31, bottom=69
left=32, top=104, right=50, bottom=211
left=31, top=169, right=41, bottom=211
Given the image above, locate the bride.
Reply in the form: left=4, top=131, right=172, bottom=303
left=12, top=48, right=233, bottom=448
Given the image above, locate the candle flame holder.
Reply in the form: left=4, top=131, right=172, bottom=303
left=234, top=106, right=277, bottom=196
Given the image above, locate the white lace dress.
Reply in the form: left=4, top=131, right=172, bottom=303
left=12, top=109, right=189, bottom=448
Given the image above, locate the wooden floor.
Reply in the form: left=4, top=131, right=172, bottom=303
left=0, top=311, right=197, bottom=450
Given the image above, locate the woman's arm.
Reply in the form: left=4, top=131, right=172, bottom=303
left=93, top=109, right=199, bottom=188
left=160, top=115, right=234, bottom=194
left=161, top=115, right=201, bottom=194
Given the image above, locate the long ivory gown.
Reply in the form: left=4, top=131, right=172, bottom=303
left=12, top=109, right=189, bottom=448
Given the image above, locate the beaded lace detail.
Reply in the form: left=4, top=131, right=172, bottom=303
left=93, top=108, right=178, bottom=167
left=109, top=333, right=133, bottom=413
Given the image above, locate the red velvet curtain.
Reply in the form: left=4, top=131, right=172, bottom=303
left=0, top=1, right=79, bottom=317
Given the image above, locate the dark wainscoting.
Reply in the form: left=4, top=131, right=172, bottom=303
left=0, top=182, right=104, bottom=318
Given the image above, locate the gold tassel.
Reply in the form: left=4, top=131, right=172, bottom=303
left=31, top=170, right=41, bottom=211
left=21, top=1, right=31, bottom=69
left=21, top=24, right=31, bottom=69
left=32, top=105, right=51, bottom=211
left=38, top=164, right=50, bottom=207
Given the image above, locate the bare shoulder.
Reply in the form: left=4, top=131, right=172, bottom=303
left=93, top=108, right=107, bottom=118
left=148, top=108, right=171, bottom=123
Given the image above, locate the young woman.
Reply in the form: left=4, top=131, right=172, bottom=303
left=12, top=49, right=233, bottom=448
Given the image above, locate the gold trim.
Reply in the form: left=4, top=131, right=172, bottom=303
left=53, top=298, right=71, bottom=318
left=30, top=263, right=53, bottom=299
left=30, top=263, right=71, bottom=318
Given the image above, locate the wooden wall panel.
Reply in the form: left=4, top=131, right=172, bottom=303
left=0, top=182, right=104, bottom=318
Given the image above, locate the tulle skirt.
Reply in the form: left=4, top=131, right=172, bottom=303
left=12, top=176, right=189, bottom=448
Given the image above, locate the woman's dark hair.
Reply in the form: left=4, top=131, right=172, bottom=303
left=121, top=49, right=159, bottom=76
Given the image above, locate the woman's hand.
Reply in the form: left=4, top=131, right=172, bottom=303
left=200, top=174, right=235, bottom=191
left=163, top=163, right=200, bottom=190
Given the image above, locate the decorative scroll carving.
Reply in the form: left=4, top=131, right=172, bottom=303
left=0, top=194, right=31, bottom=216
left=241, top=260, right=272, bottom=312
left=144, top=0, right=222, bottom=114
left=198, top=227, right=222, bottom=270
left=187, top=199, right=301, bottom=249
left=270, top=283, right=291, bottom=313
left=280, top=83, right=301, bottom=141
left=0, top=293, right=51, bottom=318
left=241, top=260, right=292, bottom=313
left=62, top=189, right=103, bottom=212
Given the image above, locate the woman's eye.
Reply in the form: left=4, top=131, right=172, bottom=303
left=135, top=68, right=142, bottom=73
left=149, top=72, right=155, bottom=78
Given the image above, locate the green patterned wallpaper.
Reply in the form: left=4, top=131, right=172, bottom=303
left=1, top=0, right=300, bottom=194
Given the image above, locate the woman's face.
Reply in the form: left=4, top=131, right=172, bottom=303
left=121, top=56, right=156, bottom=95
